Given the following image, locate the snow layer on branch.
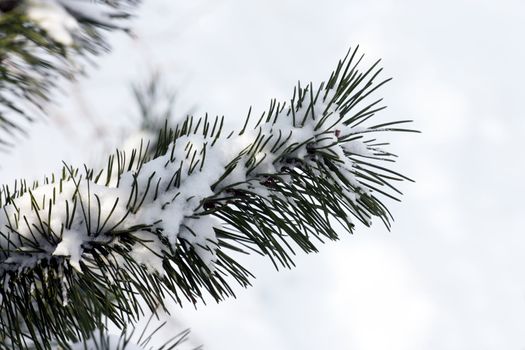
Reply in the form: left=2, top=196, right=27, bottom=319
left=52, top=228, right=86, bottom=271
left=247, top=89, right=372, bottom=199
left=0, top=85, right=377, bottom=285
left=0, top=134, right=230, bottom=276
left=24, top=0, right=133, bottom=46
left=26, top=0, right=80, bottom=46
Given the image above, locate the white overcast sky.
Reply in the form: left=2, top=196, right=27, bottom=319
left=1, top=1, right=525, bottom=349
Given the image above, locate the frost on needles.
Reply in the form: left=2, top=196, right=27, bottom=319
left=0, top=46, right=416, bottom=348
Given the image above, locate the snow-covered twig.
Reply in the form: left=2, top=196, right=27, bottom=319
left=0, top=47, right=416, bottom=349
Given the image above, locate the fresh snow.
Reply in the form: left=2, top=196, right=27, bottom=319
left=0, top=84, right=376, bottom=302
left=52, top=228, right=86, bottom=272
left=24, top=0, right=132, bottom=46
left=26, top=0, right=80, bottom=46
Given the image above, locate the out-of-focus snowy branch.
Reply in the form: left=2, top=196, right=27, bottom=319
left=0, top=47, right=416, bottom=348
left=0, top=0, right=140, bottom=149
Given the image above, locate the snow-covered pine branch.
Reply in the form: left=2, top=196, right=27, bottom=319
left=0, top=47, right=415, bottom=348
left=0, top=0, right=139, bottom=149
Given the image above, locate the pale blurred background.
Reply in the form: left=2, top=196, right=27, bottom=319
left=1, top=1, right=524, bottom=349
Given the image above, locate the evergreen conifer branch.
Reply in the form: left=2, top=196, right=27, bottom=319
left=0, top=47, right=416, bottom=348
left=0, top=0, right=140, bottom=149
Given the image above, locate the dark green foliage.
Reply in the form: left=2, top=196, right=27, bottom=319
left=0, top=45, right=416, bottom=348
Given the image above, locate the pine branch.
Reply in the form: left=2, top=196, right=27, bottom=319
left=0, top=47, right=417, bottom=348
left=0, top=0, right=140, bottom=149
